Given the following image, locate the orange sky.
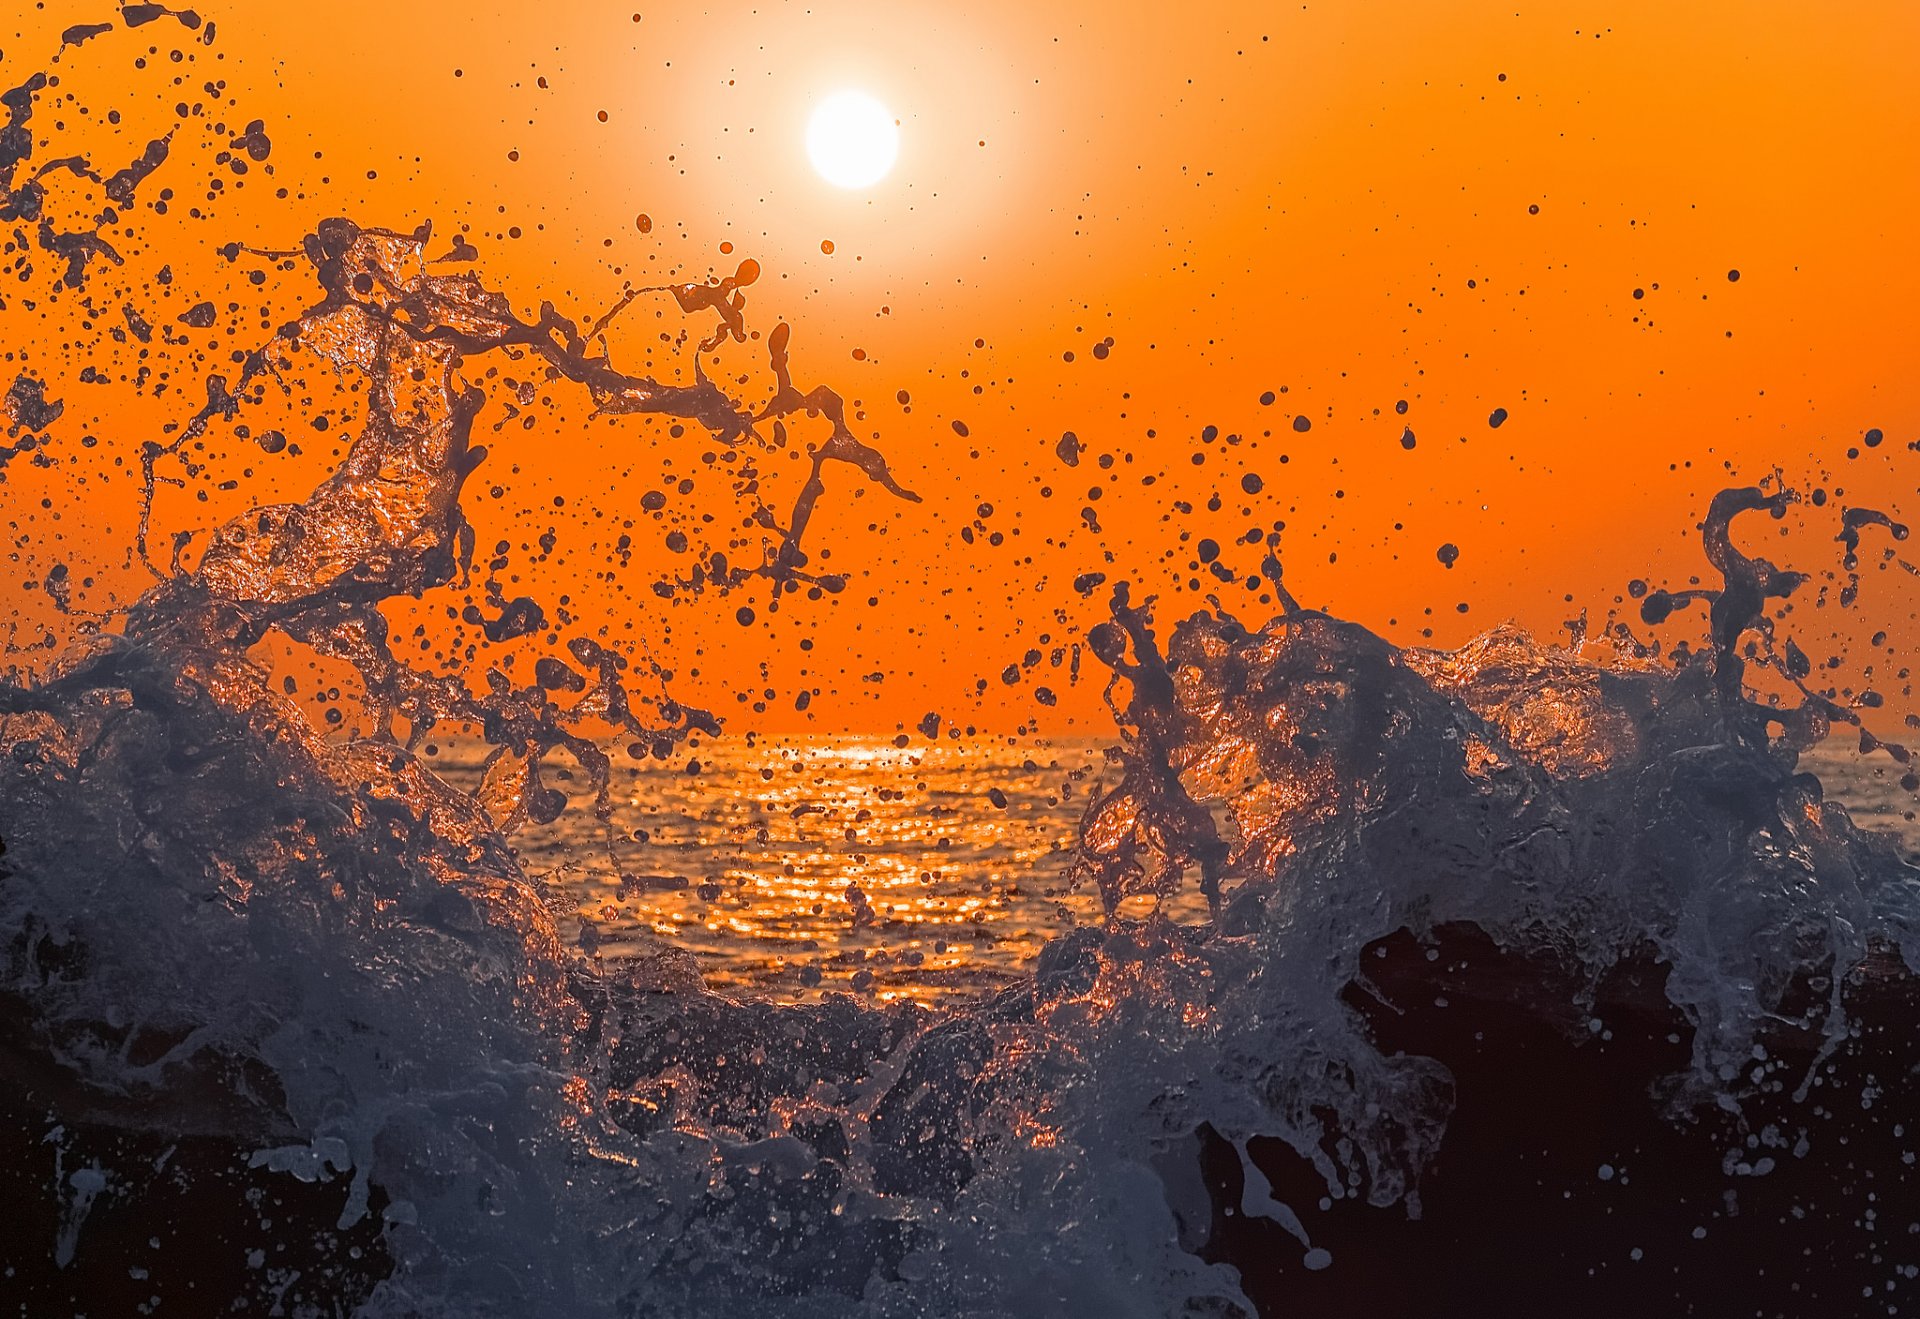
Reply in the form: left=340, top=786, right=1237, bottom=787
left=3, top=0, right=1916, bottom=736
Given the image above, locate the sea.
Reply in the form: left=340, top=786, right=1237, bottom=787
left=429, top=735, right=1200, bottom=1005
left=4, top=18, right=1917, bottom=1312
left=435, top=734, right=1918, bottom=1007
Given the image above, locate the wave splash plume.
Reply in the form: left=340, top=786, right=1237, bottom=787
left=1, top=15, right=1917, bottom=1318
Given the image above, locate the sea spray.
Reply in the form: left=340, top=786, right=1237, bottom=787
left=1, top=13, right=1916, bottom=1318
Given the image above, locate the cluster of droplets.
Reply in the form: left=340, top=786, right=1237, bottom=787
left=1, top=13, right=1917, bottom=1319
left=3, top=9, right=925, bottom=850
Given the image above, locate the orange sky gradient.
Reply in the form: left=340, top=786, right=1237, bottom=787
left=2, top=0, right=1915, bottom=737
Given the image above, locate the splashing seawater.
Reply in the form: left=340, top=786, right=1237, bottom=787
left=1, top=15, right=1918, bottom=1318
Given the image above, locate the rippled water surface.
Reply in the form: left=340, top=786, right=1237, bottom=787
left=430, top=735, right=1188, bottom=1003
left=1802, top=741, right=1920, bottom=855
left=1, top=13, right=1915, bottom=1312
left=426, top=734, right=1916, bottom=1006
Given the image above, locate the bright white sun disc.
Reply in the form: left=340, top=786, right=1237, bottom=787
left=806, top=91, right=898, bottom=190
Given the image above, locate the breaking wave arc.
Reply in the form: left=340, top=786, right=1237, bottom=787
left=2, top=16, right=1917, bottom=1319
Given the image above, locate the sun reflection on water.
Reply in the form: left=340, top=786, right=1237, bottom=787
left=427, top=736, right=1208, bottom=1005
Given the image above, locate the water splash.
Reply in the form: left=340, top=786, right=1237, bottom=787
left=1, top=14, right=1916, bottom=1318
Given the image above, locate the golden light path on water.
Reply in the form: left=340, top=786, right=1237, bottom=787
left=420, top=735, right=1916, bottom=1008
left=427, top=736, right=1212, bottom=1005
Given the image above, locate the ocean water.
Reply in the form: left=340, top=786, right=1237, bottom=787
left=445, top=734, right=1917, bottom=1008
left=433, top=735, right=1138, bottom=1004
left=3, top=16, right=1918, bottom=1318
left=1800, top=741, right=1920, bottom=857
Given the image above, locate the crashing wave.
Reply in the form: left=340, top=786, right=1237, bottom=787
left=2, top=14, right=1916, bottom=1318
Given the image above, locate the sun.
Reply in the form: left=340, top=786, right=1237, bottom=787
left=806, top=90, right=899, bottom=190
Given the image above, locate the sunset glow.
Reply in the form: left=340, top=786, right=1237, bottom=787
left=2, top=4, right=1916, bottom=1313
left=805, top=89, right=898, bottom=189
